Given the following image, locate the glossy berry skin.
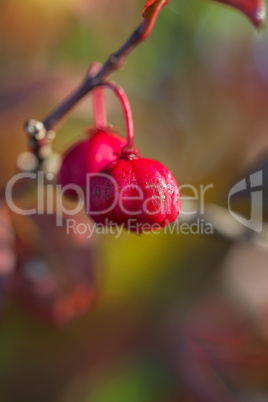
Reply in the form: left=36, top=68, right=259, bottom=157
left=57, top=128, right=127, bottom=197
left=86, top=153, right=181, bottom=232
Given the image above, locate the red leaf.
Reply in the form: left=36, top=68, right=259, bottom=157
left=209, top=0, right=266, bottom=29
left=142, top=0, right=171, bottom=19
left=142, top=0, right=266, bottom=28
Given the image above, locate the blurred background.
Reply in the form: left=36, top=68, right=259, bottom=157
left=1, top=0, right=268, bottom=401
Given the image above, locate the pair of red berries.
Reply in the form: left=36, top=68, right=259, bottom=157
left=58, top=81, right=181, bottom=233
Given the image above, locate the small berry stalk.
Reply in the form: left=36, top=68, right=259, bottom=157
left=57, top=79, right=137, bottom=200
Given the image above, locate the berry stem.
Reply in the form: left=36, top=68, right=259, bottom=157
left=93, top=87, right=107, bottom=129
left=88, top=63, right=107, bottom=129
left=98, top=82, right=134, bottom=148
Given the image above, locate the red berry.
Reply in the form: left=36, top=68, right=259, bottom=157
left=12, top=212, right=98, bottom=326
left=57, top=128, right=127, bottom=198
left=86, top=151, right=181, bottom=232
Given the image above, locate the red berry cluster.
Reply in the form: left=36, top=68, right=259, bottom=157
left=58, top=80, right=181, bottom=233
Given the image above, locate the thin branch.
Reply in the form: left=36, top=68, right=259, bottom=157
left=41, top=17, right=155, bottom=132
left=24, top=2, right=167, bottom=163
